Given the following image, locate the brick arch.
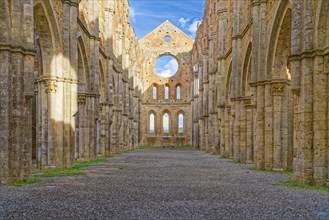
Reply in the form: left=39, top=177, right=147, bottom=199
left=176, top=110, right=185, bottom=134
left=161, top=110, right=171, bottom=134
left=164, top=83, right=170, bottom=100
left=175, top=83, right=182, bottom=100
left=148, top=110, right=157, bottom=135
left=152, top=83, right=159, bottom=100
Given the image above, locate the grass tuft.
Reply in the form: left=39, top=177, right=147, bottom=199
left=13, top=158, right=109, bottom=187
left=274, top=179, right=329, bottom=193
left=13, top=177, right=41, bottom=187
left=249, top=167, right=294, bottom=175
left=138, top=145, right=161, bottom=150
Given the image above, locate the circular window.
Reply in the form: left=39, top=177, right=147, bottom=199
left=164, top=36, right=171, bottom=43
left=155, top=55, right=178, bottom=78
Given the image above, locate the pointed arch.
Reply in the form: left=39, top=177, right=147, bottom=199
left=225, top=61, right=233, bottom=103
left=241, top=42, right=252, bottom=97
left=34, top=0, right=61, bottom=77
left=161, top=110, right=171, bottom=134
left=164, top=84, right=170, bottom=100
left=266, top=0, right=292, bottom=79
left=77, top=36, right=90, bottom=93
left=175, top=84, right=182, bottom=100
left=315, top=0, right=329, bottom=49
left=177, top=110, right=185, bottom=135
left=99, top=60, right=106, bottom=102
left=149, top=110, right=156, bottom=134
left=152, top=83, right=158, bottom=100
left=0, top=0, right=10, bottom=42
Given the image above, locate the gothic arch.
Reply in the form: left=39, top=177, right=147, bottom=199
left=0, top=0, right=10, bottom=42
left=225, top=61, right=233, bottom=103
left=176, top=110, right=185, bottom=134
left=34, top=0, right=61, bottom=77
left=161, top=110, right=171, bottom=134
left=315, top=0, right=329, bottom=49
left=175, top=83, right=182, bottom=100
left=77, top=36, right=90, bottom=93
left=148, top=110, right=157, bottom=134
left=241, top=42, right=252, bottom=97
left=266, top=0, right=292, bottom=79
left=99, top=60, right=106, bottom=102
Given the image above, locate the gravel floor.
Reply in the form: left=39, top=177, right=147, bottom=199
left=0, top=149, right=328, bottom=220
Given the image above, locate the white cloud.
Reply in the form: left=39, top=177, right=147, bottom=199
left=163, top=114, right=169, bottom=131
left=178, top=17, right=190, bottom=28
left=130, top=7, right=136, bottom=22
left=188, top=19, right=201, bottom=35
left=159, top=59, right=178, bottom=77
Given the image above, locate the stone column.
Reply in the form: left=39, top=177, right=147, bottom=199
left=45, top=80, right=58, bottom=168
left=252, top=0, right=267, bottom=169
left=272, top=83, right=285, bottom=170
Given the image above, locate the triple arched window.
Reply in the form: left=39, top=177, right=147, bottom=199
left=149, top=111, right=184, bottom=135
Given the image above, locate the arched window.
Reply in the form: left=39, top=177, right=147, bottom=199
left=164, top=86, right=169, bottom=99
left=178, top=113, right=184, bottom=134
left=163, top=113, right=169, bottom=133
left=150, top=113, right=155, bottom=133
left=152, top=86, right=157, bottom=99
left=176, top=86, right=181, bottom=99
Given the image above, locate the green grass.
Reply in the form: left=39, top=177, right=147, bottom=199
left=274, top=179, right=329, bottom=193
left=249, top=167, right=294, bottom=175
left=138, top=145, right=161, bottom=150
left=13, top=177, right=41, bottom=187
left=138, top=145, right=193, bottom=150
left=13, top=158, right=109, bottom=187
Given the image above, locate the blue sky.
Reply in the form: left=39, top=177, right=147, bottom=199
left=155, top=55, right=178, bottom=77
left=129, top=0, right=206, bottom=40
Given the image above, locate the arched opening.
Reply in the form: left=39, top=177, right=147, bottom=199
left=163, top=113, right=170, bottom=134
left=33, top=1, right=61, bottom=168
left=176, top=85, right=181, bottom=100
left=164, top=85, right=169, bottom=100
left=152, top=85, right=157, bottom=100
left=267, top=1, right=293, bottom=170
left=178, top=113, right=184, bottom=134
left=76, top=37, right=90, bottom=160
left=149, top=113, right=155, bottom=134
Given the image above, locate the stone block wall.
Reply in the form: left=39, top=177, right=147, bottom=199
left=192, top=0, right=329, bottom=186
left=0, top=0, right=142, bottom=184
left=139, top=21, right=194, bottom=147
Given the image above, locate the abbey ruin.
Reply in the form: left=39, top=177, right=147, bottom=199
left=0, top=0, right=328, bottom=187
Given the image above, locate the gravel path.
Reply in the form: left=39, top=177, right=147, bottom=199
left=0, top=149, right=328, bottom=220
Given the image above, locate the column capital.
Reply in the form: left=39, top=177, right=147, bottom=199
left=45, top=80, right=58, bottom=93
left=271, top=83, right=285, bottom=96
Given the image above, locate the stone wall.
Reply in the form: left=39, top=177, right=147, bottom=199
left=0, top=0, right=142, bottom=184
left=192, top=0, right=329, bottom=186
left=139, top=21, right=194, bottom=147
